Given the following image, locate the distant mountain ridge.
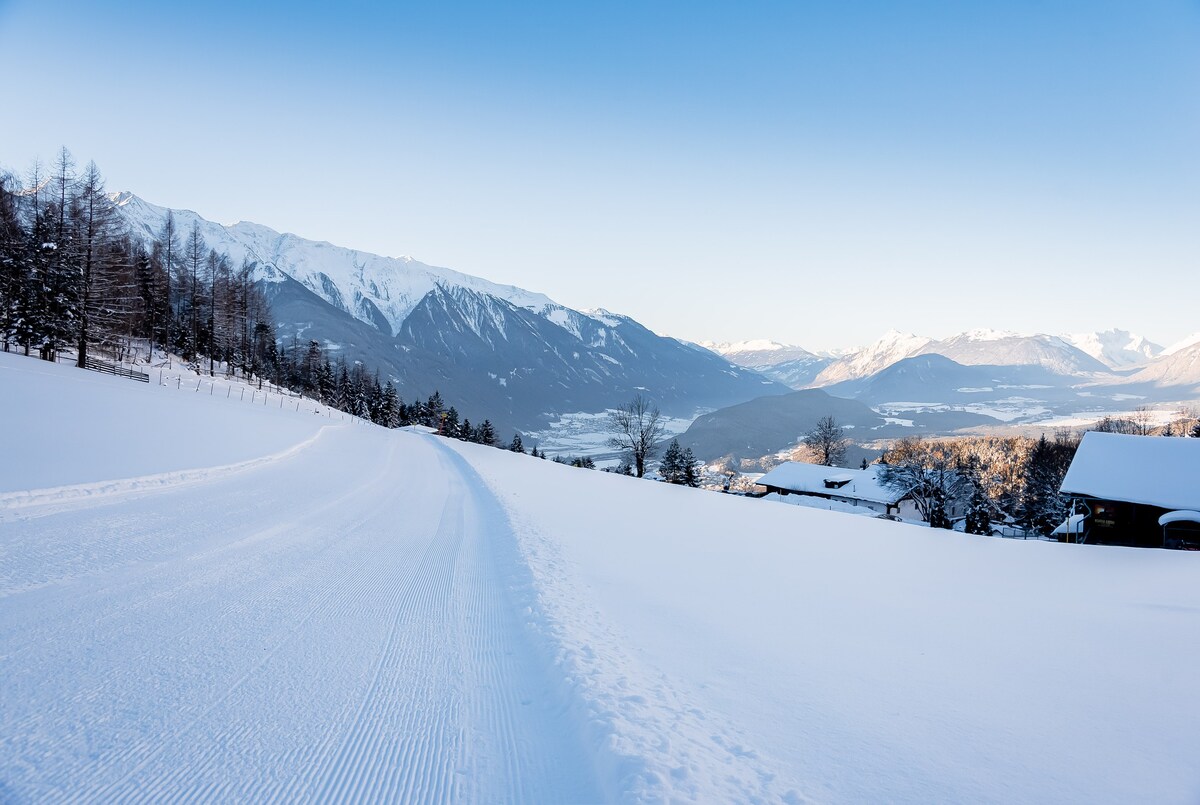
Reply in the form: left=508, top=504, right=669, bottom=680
left=709, top=326, right=1179, bottom=391
left=110, top=192, right=787, bottom=433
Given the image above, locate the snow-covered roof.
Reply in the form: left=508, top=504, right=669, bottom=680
left=1060, top=432, right=1200, bottom=511
left=1159, top=510, right=1200, bottom=526
left=756, top=462, right=906, bottom=505
left=1052, top=513, right=1086, bottom=536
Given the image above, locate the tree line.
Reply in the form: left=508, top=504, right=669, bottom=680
left=0, top=149, right=276, bottom=376
left=0, top=149, right=548, bottom=456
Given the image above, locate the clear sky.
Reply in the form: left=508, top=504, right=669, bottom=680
left=2, top=1, right=1197, bottom=351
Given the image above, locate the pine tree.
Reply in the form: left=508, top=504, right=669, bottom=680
left=509, top=433, right=525, bottom=453
left=477, top=419, right=497, bottom=446
left=1018, top=435, right=1068, bottom=535
left=964, top=481, right=992, bottom=535
left=425, top=391, right=445, bottom=429
left=442, top=406, right=460, bottom=438
left=459, top=418, right=473, bottom=442
left=659, top=439, right=684, bottom=482
left=681, top=447, right=701, bottom=487
left=381, top=381, right=400, bottom=427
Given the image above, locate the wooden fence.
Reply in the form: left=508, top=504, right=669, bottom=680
left=83, top=357, right=150, bottom=383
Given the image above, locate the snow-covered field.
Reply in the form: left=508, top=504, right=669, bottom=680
left=523, top=409, right=699, bottom=461
left=3, top=351, right=1200, bottom=802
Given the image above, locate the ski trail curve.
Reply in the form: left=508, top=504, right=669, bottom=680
left=0, top=427, right=603, bottom=803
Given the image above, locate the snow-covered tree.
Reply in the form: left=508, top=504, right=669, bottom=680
left=878, top=436, right=967, bottom=529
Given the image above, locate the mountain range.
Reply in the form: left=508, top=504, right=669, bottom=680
left=708, top=327, right=1200, bottom=391
left=111, top=192, right=785, bottom=434
left=108, top=191, right=1199, bottom=448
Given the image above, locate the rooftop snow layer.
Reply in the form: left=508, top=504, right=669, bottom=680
left=756, top=461, right=905, bottom=505
left=1060, top=431, right=1200, bottom=511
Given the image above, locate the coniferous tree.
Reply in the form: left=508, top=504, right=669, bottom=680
left=659, top=439, right=684, bottom=482
left=963, top=473, right=993, bottom=536
left=477, top=419, right=498, bottom=446
left=1018, top=434, right=1070, bottom=536
left=681, top=446, right=701, bottom=487
left=442, top=406, right=460, bottom=438
left=381, top=381, right=400, bottom=427
left=509, top=433, right=525, bottom=453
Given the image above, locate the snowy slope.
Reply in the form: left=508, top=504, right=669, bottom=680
left=812, top=330, right=932, bottom=385
left=915, top=329, right=1109, bottom=375
left=110, top=192, right=781, bottom=431
left=4, top=353, right=1200, bottom=802
left=813, top=328, right=1113, bottom=387
left=111, top=192, right=554, bottom=337
left=699, top=339, right=821, bottom=367
left=0, top=352, right=330, bottom=493
left=1064, top=328, right=1162, bottom=368
left=1125, top=341, right=1200, bottom=388
left=460, top=441, right=1200, bottom=803
left=700, top=340, right=833, bottom=389
left=1163, top=331, right=1200, bottom=356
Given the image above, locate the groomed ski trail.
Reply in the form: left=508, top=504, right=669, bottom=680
left=0, top=426, right=603, bottom=803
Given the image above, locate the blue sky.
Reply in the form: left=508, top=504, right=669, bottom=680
left=2, top=1, right=1197, bottom=350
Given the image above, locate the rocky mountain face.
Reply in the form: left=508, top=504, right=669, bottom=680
left=112, top=192, right=786, bottom=433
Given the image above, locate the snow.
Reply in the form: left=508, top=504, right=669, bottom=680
left=756, top=461, right=905, bottom=505
left=1052, top=512, right=1087, bottom=536
left=1159, top=510, right=1200, bottom=526
left=1064, top=329, right=1162, bottom=368
left=110, top=192, right=556, bottom=337
left=705, top=338, right=792, bottom=353
left=4, top=353, right=1200, bottom=802
left=1163, top=331, right=1200, bottom=356
left=761, top=491, right=882, bottom=517
left=0, top=352, right=332, bottom=493
left=1060, top=431, right=1200, bottom=511
left=813, top=330, right=931, bottom=385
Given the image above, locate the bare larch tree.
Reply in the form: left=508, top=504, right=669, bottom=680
left=607, top=393, right=666, bottom=478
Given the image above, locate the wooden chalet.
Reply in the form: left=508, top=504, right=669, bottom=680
left=1059, top=431, right=1200, bottom=548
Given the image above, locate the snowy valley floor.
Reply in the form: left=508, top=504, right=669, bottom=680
left=2, top=351, right=1199, bottom=803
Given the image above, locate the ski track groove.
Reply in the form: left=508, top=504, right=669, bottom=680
left=76, top=439, right=406, bottom=803
left=2, top=428, right=605, bottom=803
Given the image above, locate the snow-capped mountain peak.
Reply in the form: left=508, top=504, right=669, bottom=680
left=1063, top=329, right=1163, bottom=369
left=812, top=330, right=932, bottom=385
left=110, top=191, right=556, bottom=337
